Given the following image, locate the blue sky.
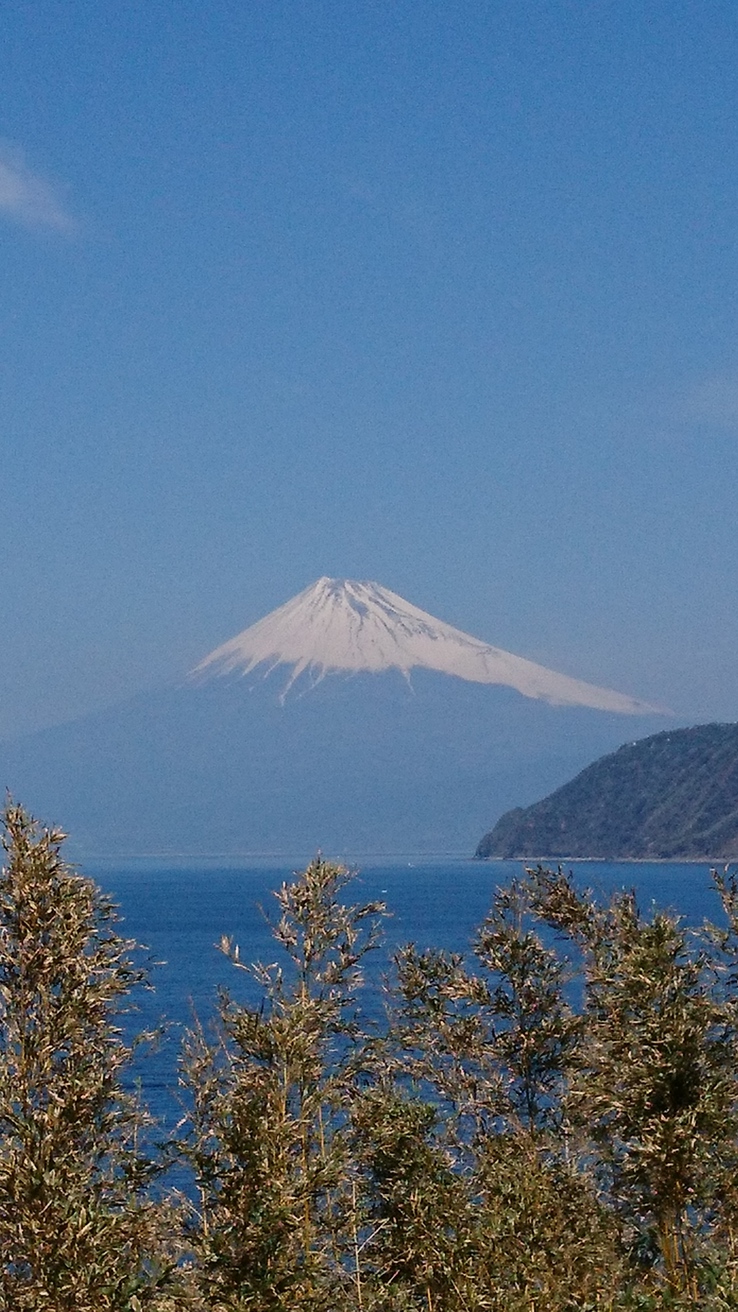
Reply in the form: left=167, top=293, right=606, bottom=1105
left=2, top=0, right=738, bottom=736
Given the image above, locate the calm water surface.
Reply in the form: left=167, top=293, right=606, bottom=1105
left=86, top=857, right=728, bottom=1129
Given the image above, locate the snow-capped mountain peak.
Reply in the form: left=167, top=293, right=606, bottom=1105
left=192, top=577, right=665, bottom=714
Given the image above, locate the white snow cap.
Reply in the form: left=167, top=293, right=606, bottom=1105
left=193, top=577, right=665, bottom=714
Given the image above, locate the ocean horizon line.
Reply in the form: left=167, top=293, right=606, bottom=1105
left=71, top=850, right=728, bottom=872
left=78, top=848, right=477, bottom=868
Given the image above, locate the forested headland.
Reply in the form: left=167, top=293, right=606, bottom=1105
left=477, top=722, right=738, bottom=860
left=3, top=803, right=738, bottom=1310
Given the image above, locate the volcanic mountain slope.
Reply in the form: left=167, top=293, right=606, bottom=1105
left=476, top=723, right=738, bottom=860
left=0, top=579, right=669, bottom=855
left=193, top=577, right=663, bottom=714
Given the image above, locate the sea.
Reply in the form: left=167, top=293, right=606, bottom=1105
left=86, top=856, right=730, bottom=1135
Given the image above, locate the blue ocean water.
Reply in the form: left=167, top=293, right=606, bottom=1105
left=86, top=857, right=728, bottom=1131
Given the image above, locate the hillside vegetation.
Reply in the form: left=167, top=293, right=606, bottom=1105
left=8, top=801, right=738, bottom=1307
left=476, top=721, right=738, bottom=860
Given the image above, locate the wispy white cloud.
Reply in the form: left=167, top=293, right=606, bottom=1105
left=0, top=141, right=75, bottom=233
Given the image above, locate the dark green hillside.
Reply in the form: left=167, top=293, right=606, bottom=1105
left=476, top=722, right=738, bottom=859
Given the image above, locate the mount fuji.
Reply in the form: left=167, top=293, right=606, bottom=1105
left=193, top=577, right=661, bottom=714
left=0, top=580, right=670, bottom=856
